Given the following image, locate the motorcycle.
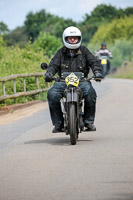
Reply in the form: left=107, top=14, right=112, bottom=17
left=100, top=55, right=108, bottom=78
left=41, top=63, right=95, bottom=145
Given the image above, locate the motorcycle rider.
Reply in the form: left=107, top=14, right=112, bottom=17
left=45, top=26, right=102, bottom=133
left=95, top=42, right=113, bottom=74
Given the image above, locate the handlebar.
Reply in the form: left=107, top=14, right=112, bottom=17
left=51, top=76, right=101, bottom=82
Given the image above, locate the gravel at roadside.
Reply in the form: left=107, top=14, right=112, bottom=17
left=0, top=100, right=48, bottom=124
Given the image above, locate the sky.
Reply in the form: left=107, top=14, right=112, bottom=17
left=0, top=0, right=133, bottom=30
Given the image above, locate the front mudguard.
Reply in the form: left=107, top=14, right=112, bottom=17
left=66, top=92, right=79, bottom=103
left=65, top=87, right=83, bottom=103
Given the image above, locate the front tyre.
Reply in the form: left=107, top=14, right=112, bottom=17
left=68, top=103, right=77, bottom=145
left=102, top=64, right=107, bottom=78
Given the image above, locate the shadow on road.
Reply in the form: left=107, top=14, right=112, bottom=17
left=24, top=137, right=93, bottom=146
left=25, top=137, right=71, bottom=146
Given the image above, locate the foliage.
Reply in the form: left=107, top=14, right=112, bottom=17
left=3, top=26, right=28, bottom=48
left=0, top=36, right=50, bottom=105
left=87, top=4, right=118, bottom=23
left=79, top=4, right=118, bottom=43
left=113, top=61, right=133, bottom=79
left=0, top=22, right=9, bottom=34
left=90, top=15, right=133, bottom=44
left=2, top=4, right=133, bottom=46
left=24, top=9, right=78, bottom=42
left=87, top=8, right=133, bottom=68
left=88, top=38, right=133, bottom=67
left=78, top=23, right=97, bottom=44
left=24, top=9, right=53, bottom=42
left=0, top=35, right=6, bottom=59
left=124, top=7, right=133, bottom=16
left=33, top=32, right=62, bottom=57
left=51, top=18, right=77, bottom=38
left=80, top=5, right=133, bottom=44
left=110, top=39, right=133, bottom=66
left=0, top=42, right=49, bottom=76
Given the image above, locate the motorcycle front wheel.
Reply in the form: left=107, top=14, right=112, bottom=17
left=102, top=64, right=107, bottom=78
left=68, top=103, right=77, bottom=145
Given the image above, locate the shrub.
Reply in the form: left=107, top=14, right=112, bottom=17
left=33, top=32, right=62, bottom=57
left=0, top=36, right=50, bottom=106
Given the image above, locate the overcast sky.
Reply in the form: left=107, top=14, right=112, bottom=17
left=0, top=0, right=133, bottom=30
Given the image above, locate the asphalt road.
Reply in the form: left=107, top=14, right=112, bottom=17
left=0, top=78, right=133, bottom=200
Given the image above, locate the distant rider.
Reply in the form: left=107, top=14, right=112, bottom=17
left=95, top=42, right=113, bottom=74
left=44, top=26, right=102, bottom=133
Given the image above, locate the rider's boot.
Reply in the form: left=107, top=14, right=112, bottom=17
left=84, top=106, right=96, bottom=131
left=48, top=102, right=64, bottom=133
left=52, top=125, right=64, bottom=133
left=84, top=123, right=96, bottom=131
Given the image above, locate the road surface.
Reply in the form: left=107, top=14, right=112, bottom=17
left=0, top=78, right=133, bottom=200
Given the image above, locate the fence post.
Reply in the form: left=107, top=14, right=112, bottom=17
left=13, top=79, right=17, bottom=103
left=2, top=81, right=6, bottom=104
left=35, top=76, right=40, bottom=99
left=2, top=81, right=6, bottom=96
left=35, top=77, right=39, bottom=89
left=23, top=78, right=26, bottom=102
left=23, top=78, right=26, bottom=92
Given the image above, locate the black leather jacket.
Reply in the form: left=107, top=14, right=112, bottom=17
left=47, top=45, right=102, bottom=77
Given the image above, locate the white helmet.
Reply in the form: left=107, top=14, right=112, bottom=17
left=62, top=26, right=82, bottom=49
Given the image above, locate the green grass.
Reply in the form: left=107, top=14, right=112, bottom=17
left=112, top=62, right=133, bottom=79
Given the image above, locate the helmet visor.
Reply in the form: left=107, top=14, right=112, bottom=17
left=65, top=36, right=81, bottom=44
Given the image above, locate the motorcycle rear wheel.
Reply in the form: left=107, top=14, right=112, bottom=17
left=68, top=103, right=77, bottom=145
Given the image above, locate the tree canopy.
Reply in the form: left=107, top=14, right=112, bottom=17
left=24, top=9, right=53, bottom=41
left=1, top=4, right=133, bottom=51
left=90, top=15, right=133, bottom=44
left=0, top=22, right=9, bottom=35
left=33, top=32, right=62, bottom=57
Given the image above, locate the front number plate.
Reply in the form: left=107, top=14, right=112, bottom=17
left=101, top=59, right=107, bottom=64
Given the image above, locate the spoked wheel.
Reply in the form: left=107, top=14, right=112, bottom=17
left=68, top=103, right=77, bottom=145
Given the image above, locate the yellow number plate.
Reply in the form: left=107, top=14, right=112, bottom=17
left=65, top=73, right=79, bottom=87
left=101, top=59, right=107, bottom=64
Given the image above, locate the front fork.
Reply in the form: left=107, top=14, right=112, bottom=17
left=61, top=87, right=84, bottom=135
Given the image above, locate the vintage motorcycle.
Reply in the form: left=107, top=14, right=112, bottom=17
left=101, top=55, right=108, bottom=78
left=41, top=63, right=95, bottom=145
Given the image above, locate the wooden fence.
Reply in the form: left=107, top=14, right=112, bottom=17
left=0, top=72, right=49, bottom=102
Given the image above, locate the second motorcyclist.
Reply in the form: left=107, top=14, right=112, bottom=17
left=95, top=42, right=113, bottom=74
left=45, top=26, right=102, bottom=133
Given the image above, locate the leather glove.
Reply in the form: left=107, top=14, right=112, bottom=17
left=45, top=72, right=53, bottom=82
left=56, top=77, right=61, bottom=82
left=94, top=71, right=102, bottom=82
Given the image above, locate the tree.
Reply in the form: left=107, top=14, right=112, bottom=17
left=79, top=23, right=97, bottom=44
left=52, top=18, right=77, bottom=38
left=90, top=15, right=133, bottom=44
left=33, top=32, right=62, bottom=57
left=79, top=4, right=133, bottom=44
left=24, top=9, right=77, bottom=42
left=3, top=26, right=28, bottom=47
left=90, top=4, right=118, bottom=23
left=79, top=4, right=118, bottom=44
left=24, top=9, right=53, bottom=42
left=0, top=22, right=9, bottom=35
left=124, top=7, right=133, bottom=16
